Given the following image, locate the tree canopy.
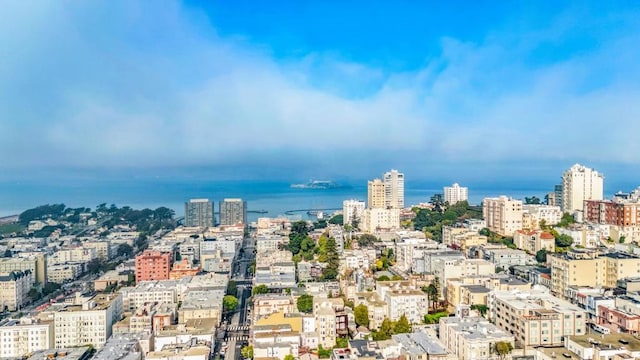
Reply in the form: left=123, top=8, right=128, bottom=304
left=394, top=314, right=412, bottom=334
left=223, top=295, right=239, bottom=311
left=297, top=294, right=313, bottom=313
left=252, top=284, right=269, bottom=295
left=240, top=346, right=253, bottom=359
left=536, top=249, right=547, bottom=263
left=357, top=234, right=377, bottom=247
left=494, top=341, right=514, bottom=360
left=354, top=304, right=370, bottom=328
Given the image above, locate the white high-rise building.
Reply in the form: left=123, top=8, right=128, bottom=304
left=482, top=196, right=523, bottom=236
left=384, top=169, right=404, bottom=209
left=444, top=183, right=468, bottom=205
left=562, top=164, right=604, bottom=214
left=342, top=200, right=365, bottom=228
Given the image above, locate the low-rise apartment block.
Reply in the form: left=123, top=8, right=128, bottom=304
left=384, top=289, right=427, bottom=324
left=48, top=263, right=84, bottom=283
left=0, top=318, right=54, bottom=358
left=488, top=289, right=586, bottom=347
left=549, top=251, right=640, bottom=299
left=254, top=262, right=296, bottom=289
left=54, top=293, right=123, bottom=349
left=513, top=230, right=555, bottom=254
left=253, top=294, right=296, bottom=320
left=522, top=204, right=562, bottom=227
left=439, top=316, right=514, bottom=360
left=120, top=280, right=181, bottom=312
left=442, top=225, right=487, bottom=250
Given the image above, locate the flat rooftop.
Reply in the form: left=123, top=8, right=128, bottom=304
left=569, top=333, right=640, bottom=352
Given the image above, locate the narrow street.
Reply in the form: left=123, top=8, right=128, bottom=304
left=218, top=231, right=255, bottom=360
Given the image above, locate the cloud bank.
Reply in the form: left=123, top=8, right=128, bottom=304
left=1, top=2, right=639, bottom=180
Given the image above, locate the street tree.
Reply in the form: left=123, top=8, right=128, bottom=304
left=223, top=295, right=239, bottom=312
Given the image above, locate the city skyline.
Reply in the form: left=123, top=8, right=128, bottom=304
left=1, top=2, right=640, bottom=182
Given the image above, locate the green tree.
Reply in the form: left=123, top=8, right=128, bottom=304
left=42, top=282, right=61, bottom=295
left=296, top=294, right=313, bottom=313
left=291, top=220, right=309, bottom=236
left=27, top=287, right=40, bottom=300
left=328, top=214, right=343, bottom=224
left=223, top=295, right=239, bottom=311
left=620, top=235, right=627, bottom=243
left=394, top=314, right=412, bottom=334
left=318, top=345, right=332, bottom=358
left=423, top=311, right=448, bottom=324
left=354, top=304, right=370, bottom=328
left=227, top=280, right=237, bottom=296
left=373, top=318, right=394, bottom=340
left=284, top=355, right=295, bottom=360
left=357, top=234, right=377, bottom=247
left=335, top=337, right=348, bottom=348
left=555, top=234, right=573, bottom=248
left=525, top=196, right=541, bottom=204
left=252, top=284, right=269, bottom=295
left=376, top=275, right=391, bottom=282
left=423, top=278, right=440, bottom=312
left=471, top=304, right=488, bottom=316
left=494, top=341, right=514, bottom=360
left=240, top=345, right=253, bottom=359
left=321, top=236, right=340, bottom=280
left=536, top=249, right=547, bottom=263
left=557, top=213, right=576, bottom=227
left=117, top=243, right=133, bottom=257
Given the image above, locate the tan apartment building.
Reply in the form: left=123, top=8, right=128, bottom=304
left=253, top=294, right=296, bottom=320
left=483, top=196, right=523, bottom=236
left=488, top=289, right=587, bottom=348
left=442, top=225, right=487, bottom=250
left=367, top=179, right=385, bottom=209
left=549, top=251, right=640, bottom=299
left=513, top=230, right=555, bottom=254
left=0, top=270, right=33, bottom=311
left=0, top=254, right=47, bottom=285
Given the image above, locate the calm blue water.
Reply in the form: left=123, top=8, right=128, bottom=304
left=0, top=178, right=559, bottom=221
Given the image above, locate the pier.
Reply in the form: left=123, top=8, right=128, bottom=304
left=284, top=208, right=341, bottom=215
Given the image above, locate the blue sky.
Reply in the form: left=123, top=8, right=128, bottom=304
left=1, top=1, right=640, bottom=184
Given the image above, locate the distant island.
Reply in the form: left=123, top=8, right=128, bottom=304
left=290, top=180, right=348, bottom=189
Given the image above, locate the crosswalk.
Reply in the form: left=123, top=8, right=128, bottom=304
left=225, top=335, right=249, bottom=341
left=226, top=325, right=250, bottom=331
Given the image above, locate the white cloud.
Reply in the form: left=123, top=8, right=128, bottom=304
left=0, top=1, right=639, bottom=177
